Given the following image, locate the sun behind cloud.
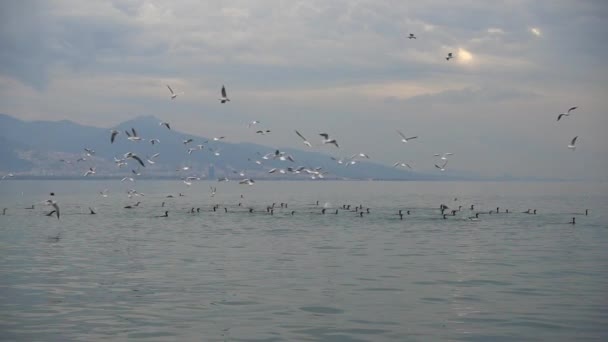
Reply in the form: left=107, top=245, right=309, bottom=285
left=457, top=48, right=474, bottom=64
left=530, top=27, right=542, bottom=37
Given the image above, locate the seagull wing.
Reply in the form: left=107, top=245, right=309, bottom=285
left=130, top=155, right=146, bottom=167
left=52, top=202, right=60, bottom=219
left=132, top=128, right=138, bottom=137
left=111, top=130, right=118, bottom=143
left=221, top=85, right=227, bottom=97
left=557, top=114, right=566, bottom=121
left=568, top=106, right=577, bottom=114
left=167, top=84, right=174, bottom=95
left=571, top=136, right=578, bottom=145
left=406, top=136, right=418, bottom=140
left=295, top=130, right=308, bottom=141
left=319, top=133, right=329, bottom=140
left=396, top=130, right=407, bottom=140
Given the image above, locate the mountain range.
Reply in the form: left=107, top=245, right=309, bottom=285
left=0, top=113, right=449, bottom=180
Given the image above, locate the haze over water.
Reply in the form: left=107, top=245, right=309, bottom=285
left=1, top=180, right=607, bottom=341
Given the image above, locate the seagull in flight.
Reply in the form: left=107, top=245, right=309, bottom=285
left=124, top=152, right=145, bottom=167
left=320, top=133, right=339, bottom=148
left=435, top=160, right=448, bottom=172
left=568, top=136, right=578, bottom=150
left=160, top=122, right=171, bottom=130
left=220, top=85, right=230, bottom=103
left=166, top=84, right=179, bottom=100
left=149, top=138, right=160, bottom=145
left=84, top=148, right=95, bottom=156
left=408, top=33, right=416, bottom=39
left=183, top=138, right=193, bottom=145
left=125, top=128, right=142, bottom=142
left=434, top=153, right=453, bottom=160
left=83, top=167, right=96, bottom=176
left=557, top=106, right=578, bottom=121
left=393, top=162, right=412, bottom=169
left=295, top=130, right=312, bottom=147
left=446, top=52, right=454, bottom=61
left=239, top=178, right=255, bottom=185
left=396, top=130, right=418, bottom=143
left=110, top=130, right=119, bottom=144
left=45, top=199, right=60, bottom=219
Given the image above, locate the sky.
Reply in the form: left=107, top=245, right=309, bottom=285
left=1, top=0, right=607, bottom=180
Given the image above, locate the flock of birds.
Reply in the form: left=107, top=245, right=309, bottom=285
left=0, top=33, right=586, bottom=226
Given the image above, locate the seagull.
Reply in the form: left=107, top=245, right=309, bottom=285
left=239, top=178, right=255, bottom=185
left=84, top=148, right=95, bottom=156
left=568, top=136, right=578, bottom=150
left=435, top=160, right=448, bottom=172
left=1, top=173, right=15, bottom=181
left=110, top=130, right=119, bottom=143
left=213, top=136, right=225, bottom=141
left=256, top=130, right=271, bottom=135
left=295, top=130, right=312, bottom=147
left=83, top=167, right=96, bottom=176
left=397, top=130, right=418, bottom=143
left=149, top=138, right=160, bottom=145
left=320, top=133, right=339, bottom=148
left=218, top=177, right=229, bottom=182
left=89, top=207, right=96, bottom=215
left=155, top=211, right=169, bottom=218
left=45, top=199, right=60, bottom=219
left=557, top=106, right=578, bottom=121
left=393, top=162, right=412, bottom=169
left=434, top=153, right=453, bottom=160
left=146, top=153, right=160, bottom=164
left=121, top=177, right=134, bottom=182
left=210, top=186, right=217, bottom=197
left=408, top=33, right=416, bottom=39
left=160, top=122, right=171, bottom=130
left=125, top=128, right=142, bottom=142
left=167, top=84, right=179, bottom=100
left=219, top=85, right=230, bottom=103
left=183, top=138, right=193, bottom=145
left=352, top=153, right=370, bottom=159
left=124, top=152, right=145, bottom=167
left=446, top=52, right=454, bottom=61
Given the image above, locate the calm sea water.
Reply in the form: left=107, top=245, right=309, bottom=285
left=1, top=180, right=607, bottom=341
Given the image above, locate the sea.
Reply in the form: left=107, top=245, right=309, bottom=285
left=0, top=180, right=607, bottom=341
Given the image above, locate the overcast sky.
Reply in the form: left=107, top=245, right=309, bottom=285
left=1, top=0, right=607, bottom=179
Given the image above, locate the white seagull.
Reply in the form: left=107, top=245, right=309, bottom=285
left=435, top=160, right=448, bottom=172
left=397, top=130, right=418, bottom=143
left=125, top=128, right=142, bottom=142
left=434, top=152, right=453, bottom=160
left=320, top=133, right=339, bottom=148
left=239, top=178, right=255, bottom=185
left=568, top=136, right=578, bottom=150
left=167, top=84, right=179, bottom=100
left=220, top=85, right=230, bottom=103
left=83, top=167, right=96, bottom=176
left=393, top=162, right=412, bottom=169
left=295, top=130, right=312, bottom=147
left=557, top=106, right=578, bottom=121
left=45, top=199, right=60, bottom=219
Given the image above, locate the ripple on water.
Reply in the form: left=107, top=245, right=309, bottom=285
left=299, top=306, right=344, bottom=314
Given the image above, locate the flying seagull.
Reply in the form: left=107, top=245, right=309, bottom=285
left=320, top=133, right=339, bottom=148
left=408, top=33, right=416, bottom=39
left=393, top=162, right=412, bottom=169
left=568, top=136, right=578, bottom=150
left=557, top=106, right=578, bottom=121
left=110, top=130, right=119, bottom=143
left=160, top=122, right=171, bottom=130
left=45, top=199, right=60, bottom=219
left=435, top=160, right=448, bottom=172
left=124, top=152, right=145, bottom=167
left=220, top=85, right=230, bottom=103
left=446, top=52, right=454, bottom=61
left=396, top=130, right=418, bottom=143
left=167, top=84, right=178, bottom=100
left=295, top=130, right=312, bottom=147
left=125, top=128, right=142, bottom=142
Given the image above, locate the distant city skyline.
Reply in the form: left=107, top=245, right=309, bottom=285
left=1, top=1, right=607, bottom=180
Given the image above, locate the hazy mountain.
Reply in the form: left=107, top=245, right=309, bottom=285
left=0, top=113, right=443, bottom=180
